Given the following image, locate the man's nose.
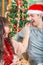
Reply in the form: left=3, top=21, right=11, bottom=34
left=29, top=17, right=32, bottom=21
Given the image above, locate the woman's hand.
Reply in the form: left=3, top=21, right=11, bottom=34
left=25, top=23, right=30, bottom=35
left=10, top=63, right=15, bottom=65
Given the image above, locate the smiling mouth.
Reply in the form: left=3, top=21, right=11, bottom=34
left=30, top=19, right=35, bottom=23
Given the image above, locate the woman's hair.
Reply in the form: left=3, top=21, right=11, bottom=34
left=0, top=17, right=9, bottom=61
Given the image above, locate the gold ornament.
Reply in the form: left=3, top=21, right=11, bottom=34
left=7, top=3, right=12, bottom=11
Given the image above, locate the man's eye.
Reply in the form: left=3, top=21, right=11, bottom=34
left=28, top=14, right=33, bottom=17
left=30, top=14, right=33, bottom=17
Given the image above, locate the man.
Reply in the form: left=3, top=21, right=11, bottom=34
left=11, top=4, right=43, bottom=65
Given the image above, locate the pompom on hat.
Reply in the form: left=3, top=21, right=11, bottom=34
left=27, top=4, right=43, bottom=14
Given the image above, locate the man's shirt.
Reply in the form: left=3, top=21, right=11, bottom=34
left=14, top=25, right=43, bottom=63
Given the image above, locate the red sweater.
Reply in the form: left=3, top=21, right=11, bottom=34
left=3, top=39, right=14, bottom=65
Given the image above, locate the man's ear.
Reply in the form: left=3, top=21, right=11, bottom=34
left=40, top=14, right=43, bottom=21
left=41, top=14, right=43, bottom=21
left=39, top=14, right=43, bottom=21
left=42, top=16, right=43, bottom=21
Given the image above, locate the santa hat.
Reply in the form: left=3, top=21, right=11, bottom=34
left=27, top=4, right=43, bottom=14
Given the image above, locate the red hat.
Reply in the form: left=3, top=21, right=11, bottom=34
left=27, top=4, right=43, bottom=14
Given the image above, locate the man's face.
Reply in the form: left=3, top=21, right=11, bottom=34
left=28, top=14, right=40, bottom=27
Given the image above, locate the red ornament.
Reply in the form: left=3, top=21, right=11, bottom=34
left=17, top=28, right=21, bottom=32
left=22, top=17, right=25, bottom=21
left=13, top=24, right=17, bottom=28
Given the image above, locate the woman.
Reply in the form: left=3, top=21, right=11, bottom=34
left=0, top=17, right=14, bottom=65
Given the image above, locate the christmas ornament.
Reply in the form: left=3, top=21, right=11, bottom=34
left=7, top=4, right=12, bottom=11
left=13, top=24, right=17, bottom=28
left=17, top=27, right=21, bottom=32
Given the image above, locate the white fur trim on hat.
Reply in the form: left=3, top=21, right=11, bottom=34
left=27, top=10, right=43, bottom=14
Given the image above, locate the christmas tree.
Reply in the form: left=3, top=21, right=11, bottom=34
left=5, top=0, right=30, bottom=37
